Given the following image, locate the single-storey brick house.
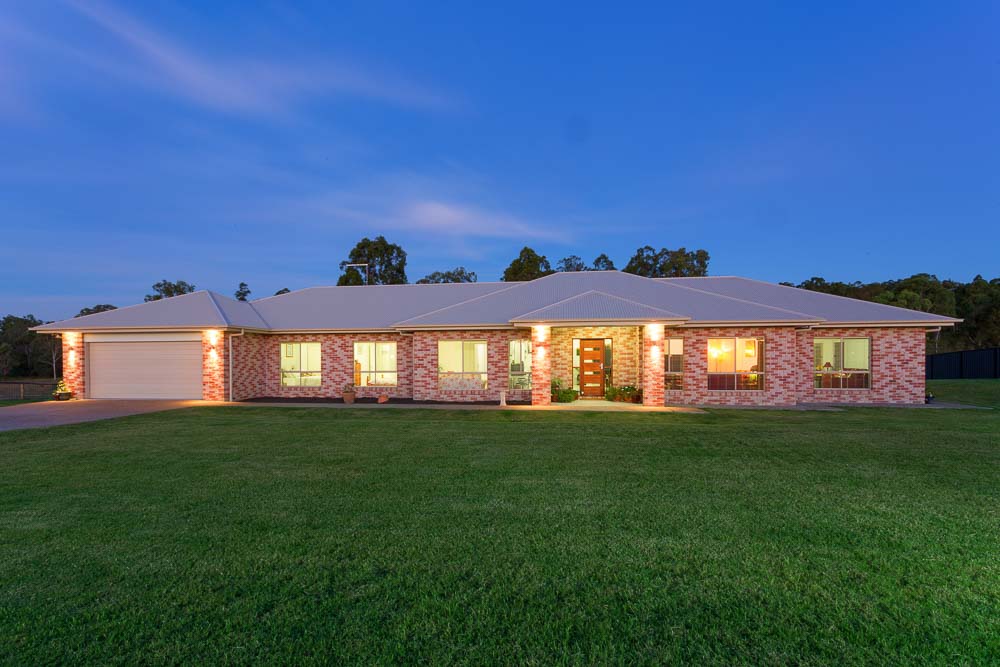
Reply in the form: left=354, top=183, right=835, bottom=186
left=34, top=272, right=959, bottom=406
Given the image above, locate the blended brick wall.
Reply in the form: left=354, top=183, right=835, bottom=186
left=642, top=324, right=665, bottom=406
left=661, top=326, right=927, bottom=406
left=797, top=328, right=925, bottom=404
left=531, top=326, right=551, bottom=405
left=202, top=330, right=227, bottom=401
left=232, top=330, right=534, bottom=403
left=663, top=327, right=801, bottom=406
left=412, top=329, right=533, bottom=403
left=61, top=333, right=85, bottom=397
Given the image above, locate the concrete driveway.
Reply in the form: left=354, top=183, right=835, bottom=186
left=0, top=399, right=221, bottom=432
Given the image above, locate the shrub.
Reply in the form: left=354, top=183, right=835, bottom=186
left=551, top=379, right=578, bottom=403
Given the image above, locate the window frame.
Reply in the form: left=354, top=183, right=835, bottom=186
left=813, top=337, right=871, bottom=390
left=706, top=337, right=765, bottom=391
left=664, top=337, right=684, bottom=391
left=280, top=342, right=322, bottom=387
left=438, top=340, right=489, bottom=390
left=353, top=341, right=398, bottom=387
left=508, top=340, right=532, bottom=390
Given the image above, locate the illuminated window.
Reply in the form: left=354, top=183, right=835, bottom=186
left=353, top=342, right=397, bottom=387
left=707, top=337, right=764, bottom=390
left=814, top=338, right=870, bottom=389
left=438, top=340, right=488, bottom=390
left=509, top=340, right=532, bottom=390
left=664, top=338, right=684, bottom=390
left=280, top=342, right=321, bottom=387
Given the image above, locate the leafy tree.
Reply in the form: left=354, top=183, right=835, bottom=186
left=76, top=304, right=117, bottom=318
left=234, top=282, right=251, bottom=301
left=0, top=342, right=13, bottom=377
left=556, top=255, right=588, bottom=272
left=274, top=288, right=291, bottom=296
left=592, top=253, right=616, bottom=271
left=0, top=314, right=44, bottom=377
left=417, top=267, right=478, bottom=284
left=502, top=247, right=553, bottom=281
left=623, top=246, right=710, bottom=277
left=337, top=236, right=408, bottom=286
left=145, top=280, right=196, bottom=302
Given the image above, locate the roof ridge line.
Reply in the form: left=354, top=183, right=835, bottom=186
left=655, top=279, right=824, bottom=320
left=510, top=289, right=687, bottom=321
left=391, top=282, right=525, bottom=326
left=205, top=291, right=232, bottom=327
left=509, top=289, right=603, bottom=320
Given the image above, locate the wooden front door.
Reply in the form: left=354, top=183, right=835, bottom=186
left=579, top=339, right=605, bottom=397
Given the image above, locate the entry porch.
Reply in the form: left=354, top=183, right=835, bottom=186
left=528, top=324, right=668, bottom=407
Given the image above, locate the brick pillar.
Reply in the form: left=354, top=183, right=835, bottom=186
left=202, top=330, right=226, bottom=401
left=642, top=324, right=665, bottom=406
left=61, top=332, right=85, bottom=398
left=531, top=325, right=551, bottom=405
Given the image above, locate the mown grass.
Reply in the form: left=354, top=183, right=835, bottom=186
left=927, top=378, right=1000, bottom=408
left=1, top=401, right=998, bottom=664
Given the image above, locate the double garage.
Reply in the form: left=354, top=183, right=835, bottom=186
left=85, top=333, right=204, bottom=399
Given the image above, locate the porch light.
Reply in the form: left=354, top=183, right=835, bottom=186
left=646, top=323, right=662, bottom=342
left=650, top=344, right=660, bottom=360
left=533, top=325, right=547, bottom=343
left=206, top=329, right=220, bottom=346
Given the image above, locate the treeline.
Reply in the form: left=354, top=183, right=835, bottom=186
left=4, top=236, right=996, bottom=378
left=785, top=274, right=1000, bottom=352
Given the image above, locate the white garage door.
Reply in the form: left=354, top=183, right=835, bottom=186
left=88, top=342, right=203, bottom=399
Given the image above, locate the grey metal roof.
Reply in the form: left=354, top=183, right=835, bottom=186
left=660, top=277, right=961, bottom=324
left=395, top=271, right=820, bottom=327
left=510, top=290, right=686, bottom=323
left=249, top=282, right=512, bottom=330
left=33, top=291, right=268, bottom=331
left=33, top=272, right=960, bottom=333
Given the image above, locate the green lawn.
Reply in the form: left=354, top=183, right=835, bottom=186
left=928, top=378, right=1000, bottom=408
left=1, top=400, right=998, bottom=664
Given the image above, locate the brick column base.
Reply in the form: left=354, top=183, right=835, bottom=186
left=531, top=326, right=551, bottom=405
left=642, top=324, right=665, bottom=406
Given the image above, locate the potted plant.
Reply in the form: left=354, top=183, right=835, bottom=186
left=52, top=379, right=72, bottom=401
left=342, top=383, right=357, bottom=404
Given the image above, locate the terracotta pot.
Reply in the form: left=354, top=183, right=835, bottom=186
left=342, top=392, right=356, bottom=405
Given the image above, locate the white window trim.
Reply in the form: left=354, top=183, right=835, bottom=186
left=813, top=337, right=872, bottom=391
left=706, top=337, right=765, bottom=392
left=280, top=342, right=322, bottom=387
left=353, top=341, right=398, bottom=387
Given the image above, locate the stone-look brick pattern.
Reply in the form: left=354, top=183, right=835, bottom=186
left=797, top=328, right=925, bottom=404
left=531, top=326, right=551, bottom=406
left=412, top=329, right=533, bottom=403
left=642, top=324, right=666, bottom=406
left=662, top=327, right=801, bottom=406
left=549, top=326, right=641, bottom=390
left=201, top=331, right=227, bottom=401
left=61, top=333, right=85, bottom=398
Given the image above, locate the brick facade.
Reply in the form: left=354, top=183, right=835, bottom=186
left=62, top=324, right=928, bottom=406
left=202, top=330, right=227, bottom=401
left=61, top=333, right=85, bottom=397
left=231, top=330, right=534, bottom=403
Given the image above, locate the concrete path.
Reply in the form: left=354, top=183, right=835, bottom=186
left=0, top=399, right=224, bottom=433
left=238, top=400, right=706, bottom=414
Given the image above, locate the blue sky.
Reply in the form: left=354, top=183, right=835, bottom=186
left=2, top=1, right=997, bottom=320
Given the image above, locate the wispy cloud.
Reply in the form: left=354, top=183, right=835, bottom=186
left=50, top=0, right=454, bottom=115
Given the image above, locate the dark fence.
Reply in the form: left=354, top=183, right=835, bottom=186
left=0, top=380, right=57, bottom=400
left=926, top=348, right=1000, bottom=380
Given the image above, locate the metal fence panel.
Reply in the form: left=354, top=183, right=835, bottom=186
left=926, top=348, right=1000, bottom=379
left=0, top=381, right=57, bottom=400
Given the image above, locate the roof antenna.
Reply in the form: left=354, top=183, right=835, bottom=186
left=343, top=263, right=370, bottom=285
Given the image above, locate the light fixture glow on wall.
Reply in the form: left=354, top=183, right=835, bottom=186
left=533, top=325, right=548, bottom=343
